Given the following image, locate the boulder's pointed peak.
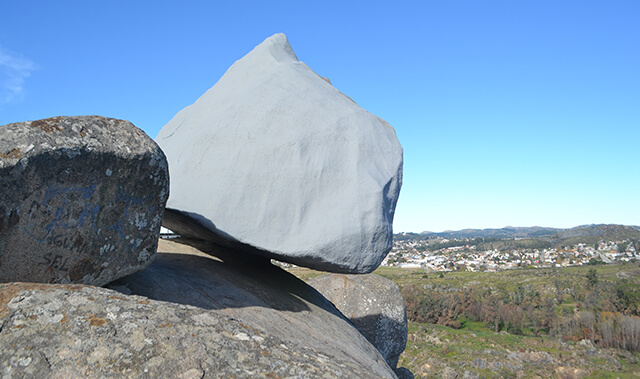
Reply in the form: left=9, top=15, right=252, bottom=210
left=243, top=33, right=299, bottom=65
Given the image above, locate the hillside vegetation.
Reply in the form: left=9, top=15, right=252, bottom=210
left=289, top=262, right=640, bottom=378
left=387, top=263, right=640, bottom=378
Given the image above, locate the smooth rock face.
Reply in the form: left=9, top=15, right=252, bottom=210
left=156, top=33, right=403, bottom=273
left=0, top=240, right=397, bottom=378
left=0, top=116, right=169, bottom=286
left=307, top=273, right=408, bottom=369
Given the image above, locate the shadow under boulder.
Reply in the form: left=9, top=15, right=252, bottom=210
left=0, top=240, right=397, bottom=377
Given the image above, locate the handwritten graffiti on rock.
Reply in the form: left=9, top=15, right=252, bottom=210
left=98, top=189, right=153, bottom=250
left=41, top=252, right=70, bottom=271
left=43, top=185, right=99, bottom=231
left=20, top=183, right=152, bottom=264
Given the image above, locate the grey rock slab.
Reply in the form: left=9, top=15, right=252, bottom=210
left=156, top=33, right=403, bottom=274
left=0, top=239, right=397, bottom=378
left=0, top=282, right=389, bottom=378
left=307, top=273, right=408, bottom=369
left=100, top=239, right=397, bottom=378
left=0, top=116, right=169, bottom=286
left=473, top=358, right=487, bottom=369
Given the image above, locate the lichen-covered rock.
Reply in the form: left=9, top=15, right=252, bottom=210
left=156, top=33, right=403, bottom=274
left=0, top=240, right=397, bottom=378
left=308, top=273, right=408, bottom=369
left=0, top=116, right=169, bottom=286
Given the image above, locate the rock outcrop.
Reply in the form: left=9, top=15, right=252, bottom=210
left=0, top=240, right=397, bottom=378
left=308, top=273, right=408, bottom=369
left=0, top=35, right=406, bottom=378
left=0, top=116, right=169, bottom=286
left=156, top=33, right=403, bottom=274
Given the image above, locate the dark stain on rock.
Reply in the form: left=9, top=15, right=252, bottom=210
left=31, top=117, right=64, bottom=133
left=8, top=211, right=19, bottom=229
left=0, top=210, right=19, bottom=234
left=69, top=259, right=95, bottom=282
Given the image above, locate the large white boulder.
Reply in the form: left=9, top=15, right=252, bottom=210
left=156, top=33, right=402, bottom=273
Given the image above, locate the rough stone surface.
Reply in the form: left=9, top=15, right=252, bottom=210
left=555, top=366, right=589, bottom=379
left=442, top=366, right=459, bottom=379
left=307, top=273, right=408, bottom=369
left=0, top=116, right=169, bottom=286
left=156, top=33, right=403, bottom=274
left=0, top=239, right=397, bottom=378
left=395, top=367, right=415, bottom=379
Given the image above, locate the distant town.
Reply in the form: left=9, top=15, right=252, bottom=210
left=384, top=225, right=640, bottom=272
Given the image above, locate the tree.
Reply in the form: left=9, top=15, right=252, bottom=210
left=615, top=281, right=640, bottom=316
left=400, top=285, right=423, bottom=322
left=514, top=284, right=526, bottom=306
left=480, top=294, right=504, bottom=332
left=586, top=268, right=598, bottom=289
left=588, top=258, right=603, bottom=265
left=553, top=278, right=565, bottom=304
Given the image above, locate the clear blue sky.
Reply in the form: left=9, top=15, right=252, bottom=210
left=1, top=1, right=638, bottom=232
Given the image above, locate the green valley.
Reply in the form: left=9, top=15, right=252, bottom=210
left=290, top=250, right=640, bottom=378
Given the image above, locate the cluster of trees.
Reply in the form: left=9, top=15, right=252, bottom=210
left=400, top=267, right=640, bottom=352
left=554, top=311, right=640, bottom=352
left=401, top=284, right=555, bottom=335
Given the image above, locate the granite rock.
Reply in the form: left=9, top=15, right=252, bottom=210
left=156, top=33, right=403, bottom=274
left=0, top=239, right=397, bottom=378
left=0, top=116, right=169, bottom=286
left=395, top=367, right=415, bottom=379
left=307, top=273, right=408, bottom=368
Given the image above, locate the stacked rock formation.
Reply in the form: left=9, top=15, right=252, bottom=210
left=0, top=116, right=169, bottom=286
left=0, top=34, right=408, bottom=378
left=156, top=33, right=403, bottom=274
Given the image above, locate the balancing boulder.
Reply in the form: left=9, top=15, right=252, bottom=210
left=156, top=33, right=403, bottom=273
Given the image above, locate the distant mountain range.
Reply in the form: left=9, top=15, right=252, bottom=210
left=419, top=226, right=562, bottom=239
left=396, top=224, right=640, bottom=243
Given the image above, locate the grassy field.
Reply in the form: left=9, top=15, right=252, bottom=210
left=400, top=320, right=640, bottom=378
left=288, top=263, right=640, bottom=378
left=373, top=263, right=640, bottom=296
